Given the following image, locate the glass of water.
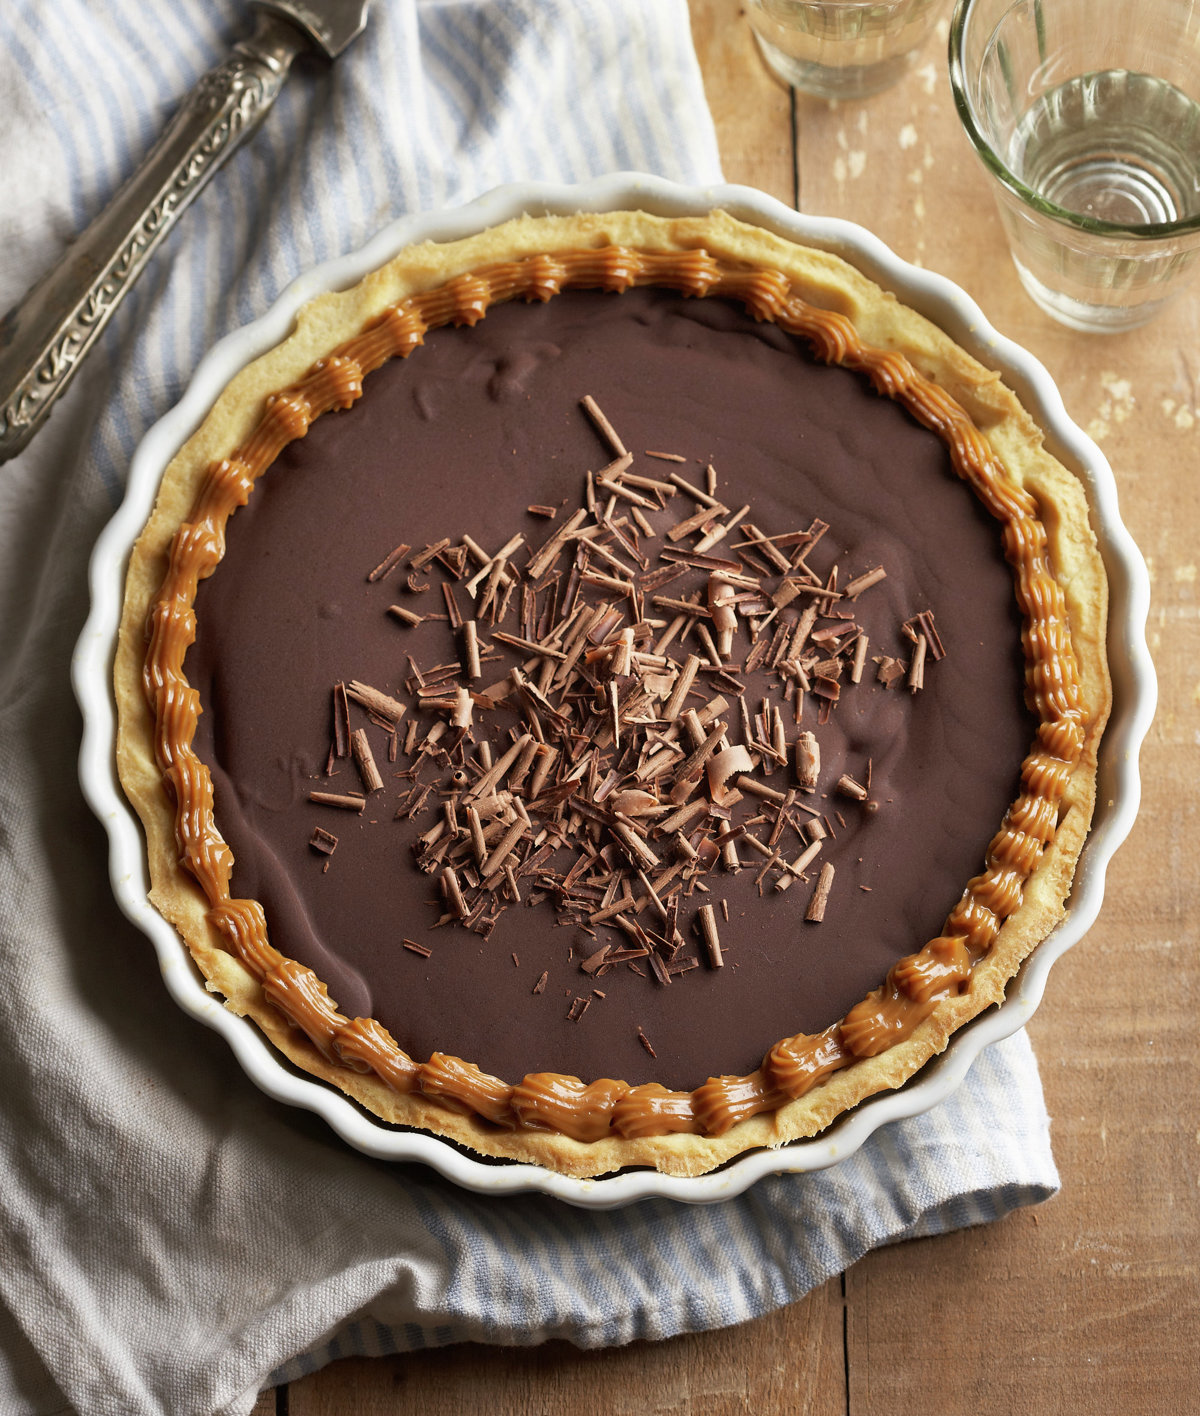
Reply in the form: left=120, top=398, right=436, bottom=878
left=949, top=0, right=1200, bottom=331
left=747, top=0, right=949, bottom=100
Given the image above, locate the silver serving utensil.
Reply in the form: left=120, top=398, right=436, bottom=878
left=0, top=0, right=370, bottom=464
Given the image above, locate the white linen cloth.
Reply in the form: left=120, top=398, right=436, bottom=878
left=0, top=2, right=1059, bottom=1412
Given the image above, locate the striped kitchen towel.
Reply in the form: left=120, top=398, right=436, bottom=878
left=0, top=3, right=1057, bottom=1414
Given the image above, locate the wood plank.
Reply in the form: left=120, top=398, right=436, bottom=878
left=848, top=932, right=1200, bottom=1414
left=687, top=0, right=795, bottom=204
left=799, top=19, right=1200, bottom=1416
left=286, top=1277, right=845, bottom=1416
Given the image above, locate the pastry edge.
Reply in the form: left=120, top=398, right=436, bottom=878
left=114, top=209, right=1111, bottom=1179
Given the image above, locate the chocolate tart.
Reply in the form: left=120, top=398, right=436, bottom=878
left=113, top=209, right=1110, bottom=1179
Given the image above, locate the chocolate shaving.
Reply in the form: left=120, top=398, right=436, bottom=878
left=409, top=538, right=452, bottom=572
left=566, top=995, right=591, bottom=1022
left=914, top=610, right=945, bottom=660
left=309, top=827, right=338, bottom=856
left=441, top=867, right=468, bottom=919
left=396, top=781, right=432, bottom=820
left=308, top=791, right=366, bottom=812
left=908, top=634, right=927, bottom=693
left=805, top=861, right=835, bottom=922
left=346, top=680, right=407, bottom=725
left=795, top=731, right=820, bottom=792
left=437, top=544, right=469, bottom=578
left=668, top=471, right=722, bottom=508
left=387, top=605, right=423, bottom=627
left=651, top=595, right=711, bottom=620
left=526, top=507, right=588, bottom=581
left=740, top=523, right=792, bottom=573
left=367, top=542, right=411, bottom=582
left=874, top=655, right=906, bottom=687
left=637, top=563, right=694, bottom=597
left=580, top=394, right=627, bottom=458
left=580, top=945, right=611, bottom=975
left=696, top=903, right=723, bottom=968
left=331, top=681, right=351, bottom=759
left=902, top=610, right=945, bottom=661
left=350, top=728, right=384, bottom=794
left=706, top=743, right=753, bottom=804
left=492, top=630, right=567, bottom=662
left=461, top=620, right=482, bottom=681
left=773, top=838, right=822, bottom=892
left=596, top=475, right=656, bottom=511
left=844, top=565, right=887, bottom=599
left=667, top=502, right=728, bottom=543
left=441, top=582, right=464, bottom=631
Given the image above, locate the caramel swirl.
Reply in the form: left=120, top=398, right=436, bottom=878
left=611, top=1084, right=704, bottom=1139
left=511, top=1074, right=631, bottom=1142
left=762, top=1026, right=847, bottom=1099
left=140, top=244, right=1090, bottom=1144
left=420, top=1054, right=516, bottom=1127
left=333, top=1017, right=419, bottom=1091
left=691, top=1070, right=786, bottom=1136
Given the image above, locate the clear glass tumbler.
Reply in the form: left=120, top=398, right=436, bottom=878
left=949, top=0, right=1200, bottom=332
left=746, top=0, right=948, bottom=100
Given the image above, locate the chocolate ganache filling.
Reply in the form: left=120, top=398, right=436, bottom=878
left=188, top=286, right=1030, bottom=1094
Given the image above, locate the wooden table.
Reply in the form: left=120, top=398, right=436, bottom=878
left=253, top=4, right=1198, bottom=1410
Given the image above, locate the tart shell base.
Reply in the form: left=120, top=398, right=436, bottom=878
left=115, top=211, right=1108, bottom=1178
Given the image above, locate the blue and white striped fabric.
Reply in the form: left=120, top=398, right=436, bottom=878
left=0, top=0, right=719, bottom=508
left=0, top=3, right=1056, bottom=1413
left=258, top=1034, right=1057, bottom=1385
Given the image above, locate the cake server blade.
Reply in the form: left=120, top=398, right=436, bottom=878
left=0, top=0, right=371, bottom=465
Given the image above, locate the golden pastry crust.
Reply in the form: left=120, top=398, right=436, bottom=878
left=115, top=210, right=1110, bottom=1177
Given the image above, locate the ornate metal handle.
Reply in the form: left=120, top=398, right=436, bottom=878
left=0, top=12, right=307, bottom=464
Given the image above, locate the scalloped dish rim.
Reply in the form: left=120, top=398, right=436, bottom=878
left=73, top=173, right=1154, bottom=1208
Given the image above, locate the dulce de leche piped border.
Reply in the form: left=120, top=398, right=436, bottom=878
left=139, top=245, right=1088, bottom=1144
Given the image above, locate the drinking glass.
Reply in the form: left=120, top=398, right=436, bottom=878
left=949, top=0, right=1200, bottom=332
left=746, top=0, right=948, bottom=100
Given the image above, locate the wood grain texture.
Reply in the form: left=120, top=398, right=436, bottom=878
left=687, top=1, right=795, bottom=205
left=790, top=13, right=1200, bottom=1416
left=266, top=2, right=1200, bottom=1410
